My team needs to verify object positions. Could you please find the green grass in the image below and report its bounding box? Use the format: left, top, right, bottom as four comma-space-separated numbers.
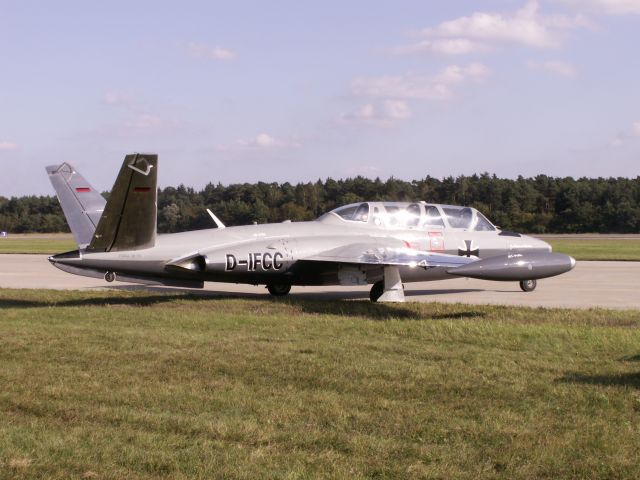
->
548, 239, 640, 261
0, 237, 76, 255
1, 290, 640, 479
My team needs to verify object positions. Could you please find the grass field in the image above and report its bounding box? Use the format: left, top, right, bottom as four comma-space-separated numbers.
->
0, 235, 75, 255
548, 239, 640, 261
1, 289, 639, 479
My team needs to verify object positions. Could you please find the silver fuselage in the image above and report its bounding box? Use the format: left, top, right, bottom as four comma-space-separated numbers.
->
51, 203, 551, 287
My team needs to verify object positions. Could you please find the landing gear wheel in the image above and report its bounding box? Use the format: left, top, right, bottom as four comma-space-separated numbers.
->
370, 281, 384, 302
519, 279, 537, 292
267, 282, 291, 297
104, 271, 116, 283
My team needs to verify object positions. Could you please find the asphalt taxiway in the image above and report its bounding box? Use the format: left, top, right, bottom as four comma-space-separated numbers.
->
1, 254, 639, 310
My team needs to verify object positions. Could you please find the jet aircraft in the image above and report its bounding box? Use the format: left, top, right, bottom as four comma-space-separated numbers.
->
46, 154, 575, 302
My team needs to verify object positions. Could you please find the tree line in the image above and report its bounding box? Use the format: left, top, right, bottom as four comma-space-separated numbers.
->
1, 174, 639, 234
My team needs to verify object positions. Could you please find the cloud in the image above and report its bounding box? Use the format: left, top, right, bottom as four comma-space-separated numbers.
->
101, 92, 170, 133
339, 100, 412, 127
218, 133, 300, 151
384, 100, 412, 120
103, 91, 133, 106
352, 63, 490, 101
124, 114, 163, 130
527, 59, 577, 76
391, 38, 490, 56
609, 120, 640, 147
420, 1, 591, 49
0, 141, 18, 152
187, 42, 236, 60
85, 114, 179, 138
558, 0, 640, 15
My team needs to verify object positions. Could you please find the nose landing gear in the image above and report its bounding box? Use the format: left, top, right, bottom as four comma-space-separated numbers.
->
519, 279, 537, 292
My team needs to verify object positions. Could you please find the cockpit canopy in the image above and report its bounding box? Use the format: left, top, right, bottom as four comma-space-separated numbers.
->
319, 201, 496, 231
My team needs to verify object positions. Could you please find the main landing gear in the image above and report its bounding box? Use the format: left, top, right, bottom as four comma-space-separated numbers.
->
519, 279, 537, 292
267, 282, 291, 297
370, 281, 384, 302
369, 266, 405, 303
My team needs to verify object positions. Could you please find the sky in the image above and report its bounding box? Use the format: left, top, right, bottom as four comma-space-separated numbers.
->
1, 0, 639, 196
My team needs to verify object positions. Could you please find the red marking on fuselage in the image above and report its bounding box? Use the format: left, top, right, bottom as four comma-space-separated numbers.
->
75, 187, 91, 192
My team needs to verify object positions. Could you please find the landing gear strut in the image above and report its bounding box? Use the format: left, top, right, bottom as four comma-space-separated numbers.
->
369, 266, 405, 303
519, 279, 537, 292
267, 282, 291, 297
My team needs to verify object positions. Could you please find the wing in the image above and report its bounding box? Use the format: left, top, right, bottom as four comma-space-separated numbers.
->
301, 240, 474, 269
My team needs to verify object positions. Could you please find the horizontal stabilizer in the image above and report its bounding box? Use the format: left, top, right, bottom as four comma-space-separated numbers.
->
46, 163, 106, 247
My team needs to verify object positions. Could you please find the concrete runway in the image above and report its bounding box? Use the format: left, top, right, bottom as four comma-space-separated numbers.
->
1, 254, 639, 310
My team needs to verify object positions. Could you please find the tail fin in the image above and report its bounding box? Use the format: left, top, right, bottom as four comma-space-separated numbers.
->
46, 163, 107, 247
87, 153, 158, 252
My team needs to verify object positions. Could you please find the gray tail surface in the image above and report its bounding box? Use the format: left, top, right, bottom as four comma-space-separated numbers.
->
87, 153, 158, 252
46, 163, 107, 247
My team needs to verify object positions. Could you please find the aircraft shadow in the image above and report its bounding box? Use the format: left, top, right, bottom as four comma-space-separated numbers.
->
405, 288, 484, 297
0, 287, 488, 322
109, 284, 260, 298
113, 285, 492, 300
110, 286, 489, 320
107, 285, 375, 304
110, 287, 485, 321
0, 293, 215, 309
621, 354, 640, 362
284, 299, 487, 321
557, 371, 640, 389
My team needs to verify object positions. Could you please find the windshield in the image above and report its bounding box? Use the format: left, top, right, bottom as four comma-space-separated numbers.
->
334, 203, 370, 222
442, 206, 496, 230
474, 212, 496, 231
423, 205, 445, 227
382, 203, 422, 229
326, 202, 492, 231
443, 206, 474, 229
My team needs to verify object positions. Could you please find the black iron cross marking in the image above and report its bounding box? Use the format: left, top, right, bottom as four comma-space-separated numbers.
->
458, 240, 479, 257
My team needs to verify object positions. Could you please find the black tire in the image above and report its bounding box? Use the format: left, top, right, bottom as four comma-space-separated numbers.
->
104, 271, 116, 283
519, 279, 537, 292
267, 282, 291, 297
369, 280, 384, 302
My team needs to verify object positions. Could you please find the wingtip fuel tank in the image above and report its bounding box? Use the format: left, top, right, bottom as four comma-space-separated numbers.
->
446, 251, 576, 281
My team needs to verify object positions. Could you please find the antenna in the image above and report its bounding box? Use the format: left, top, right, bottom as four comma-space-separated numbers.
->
207, 209, 226, 229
